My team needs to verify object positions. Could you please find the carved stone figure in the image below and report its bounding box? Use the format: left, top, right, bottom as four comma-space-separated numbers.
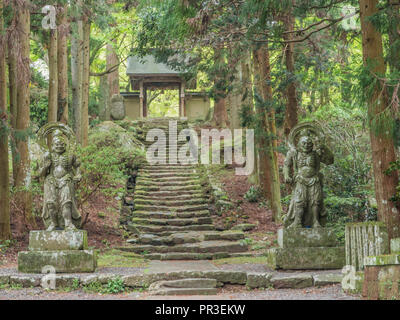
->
283, 122, 334, 228
35, 123, 82, 231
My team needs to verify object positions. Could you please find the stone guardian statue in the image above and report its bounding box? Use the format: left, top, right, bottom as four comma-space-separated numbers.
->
283, 122, 334, 228
35, 123, 82, 231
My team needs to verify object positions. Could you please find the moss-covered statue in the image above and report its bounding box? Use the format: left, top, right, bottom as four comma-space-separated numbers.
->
283, 122, 334, 228
35, 123, 82, 231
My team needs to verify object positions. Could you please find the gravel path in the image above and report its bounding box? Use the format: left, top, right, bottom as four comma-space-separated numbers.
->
0, 284, 360, 300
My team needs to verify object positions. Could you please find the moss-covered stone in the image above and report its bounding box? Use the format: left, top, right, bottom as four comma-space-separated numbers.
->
28, 230, 88, 251
122, 270, 247, 288
18, 250, 97, 273
246, 273, 273, 289
10, 275, 41, 288
391, 238, 400, 254
364, 254, 400, 266
313, 273, 343, 286
266, 247, 345, 270
271, 274, 313, 289
278, 228, 338, 248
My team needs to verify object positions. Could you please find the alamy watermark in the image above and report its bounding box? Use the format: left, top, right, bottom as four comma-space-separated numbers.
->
42, 5, 57, 30
146, 121, 255, 176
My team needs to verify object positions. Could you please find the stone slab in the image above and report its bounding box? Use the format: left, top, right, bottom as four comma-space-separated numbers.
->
148, 260, 218, 273
150, 288, 218, 295
18, 250, 97, 273
312, 273, 343, 286
391, 238, 400, 254
266, 247, 345, 270
271, 274, 313, 289
149, 278, 217, 290
28, 230, 88, 251
364, 254, 400, 266
278, 228, 338, 248
246, 273, 273, 289
10, 275, 41, 288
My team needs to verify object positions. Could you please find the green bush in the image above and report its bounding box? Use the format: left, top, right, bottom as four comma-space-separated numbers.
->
75, 127, 146, 218
244, 186, 261, 203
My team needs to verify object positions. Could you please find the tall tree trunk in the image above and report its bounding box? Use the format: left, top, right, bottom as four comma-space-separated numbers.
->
387, 0, 400, 73
359, 0, 400, 240
8, 32, 18, 185
81, 19, 90, 147
0, 0, 11, 240
106, 42, 119, 121
71, 18, 83, 142
14, 0, 35, 228
57, 5, 69, 124
252, 45, 282, 222
212, 48, 229, 127
241, 52, 258, 184
106, 42, 119, 96
48, 28, 58, 123
282, 6, 298, 137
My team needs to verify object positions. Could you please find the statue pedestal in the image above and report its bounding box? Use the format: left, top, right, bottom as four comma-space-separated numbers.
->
18, 230, 97, 273
266, 228, 345, 270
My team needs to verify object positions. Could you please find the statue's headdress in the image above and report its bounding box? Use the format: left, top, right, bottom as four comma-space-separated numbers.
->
37, 122, 76, 152
288, 122, 325, 151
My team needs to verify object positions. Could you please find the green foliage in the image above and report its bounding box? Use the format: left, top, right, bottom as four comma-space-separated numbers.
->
244, 186, 261, 203
76, 127, 146, 209
105, 277, 126, 294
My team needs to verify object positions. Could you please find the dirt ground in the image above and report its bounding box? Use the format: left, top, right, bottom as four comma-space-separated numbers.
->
0, 284, 359, 300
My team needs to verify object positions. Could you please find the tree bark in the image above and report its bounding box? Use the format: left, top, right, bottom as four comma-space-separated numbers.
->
0, 0, 11, 240
106, 42, 119, 121
252, 45, 282, 222
71, 18, 83, 142
57, 5, 69, 124
81, 19, 91, 147
106, 43, 119, 96
8, 31, 18, 185
387, 0, 400, 73
282, 7, 298, 137
212, 48, 229, 127
359, 0, 400, 240
14, 0, 35, 228
48, 28, 58, 123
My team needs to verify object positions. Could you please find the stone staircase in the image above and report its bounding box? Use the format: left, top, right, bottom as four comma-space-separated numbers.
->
119, 118, 248, 260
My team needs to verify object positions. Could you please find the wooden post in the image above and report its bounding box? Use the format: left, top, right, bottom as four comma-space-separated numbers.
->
144, 86, 148, 117
180, 82, 186, 117
139, 79, 144, 118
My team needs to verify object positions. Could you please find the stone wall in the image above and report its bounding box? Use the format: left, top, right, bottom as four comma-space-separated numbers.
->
185, 93, 210, 121
122, 94, 141, 120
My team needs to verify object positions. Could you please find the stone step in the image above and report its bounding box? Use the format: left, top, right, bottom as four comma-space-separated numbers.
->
134, 194, 206, 201
129, 231, 245, 246
129, 223, 215, 233
134, 204, 209, 212
134, 198, 207, 207
144, 252, 231, 260
149, 278, 217, 295
142, 164, 197, 169
132, 210, 210, 219
130, 232, 201, 246
137, 176, 201, 183
140, 172, 199, 178
136, 180, 203, 187
134, 190, 205, 197
131, 217, 212, 226
123, 240, 247, 254
135, 185, 203, 192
